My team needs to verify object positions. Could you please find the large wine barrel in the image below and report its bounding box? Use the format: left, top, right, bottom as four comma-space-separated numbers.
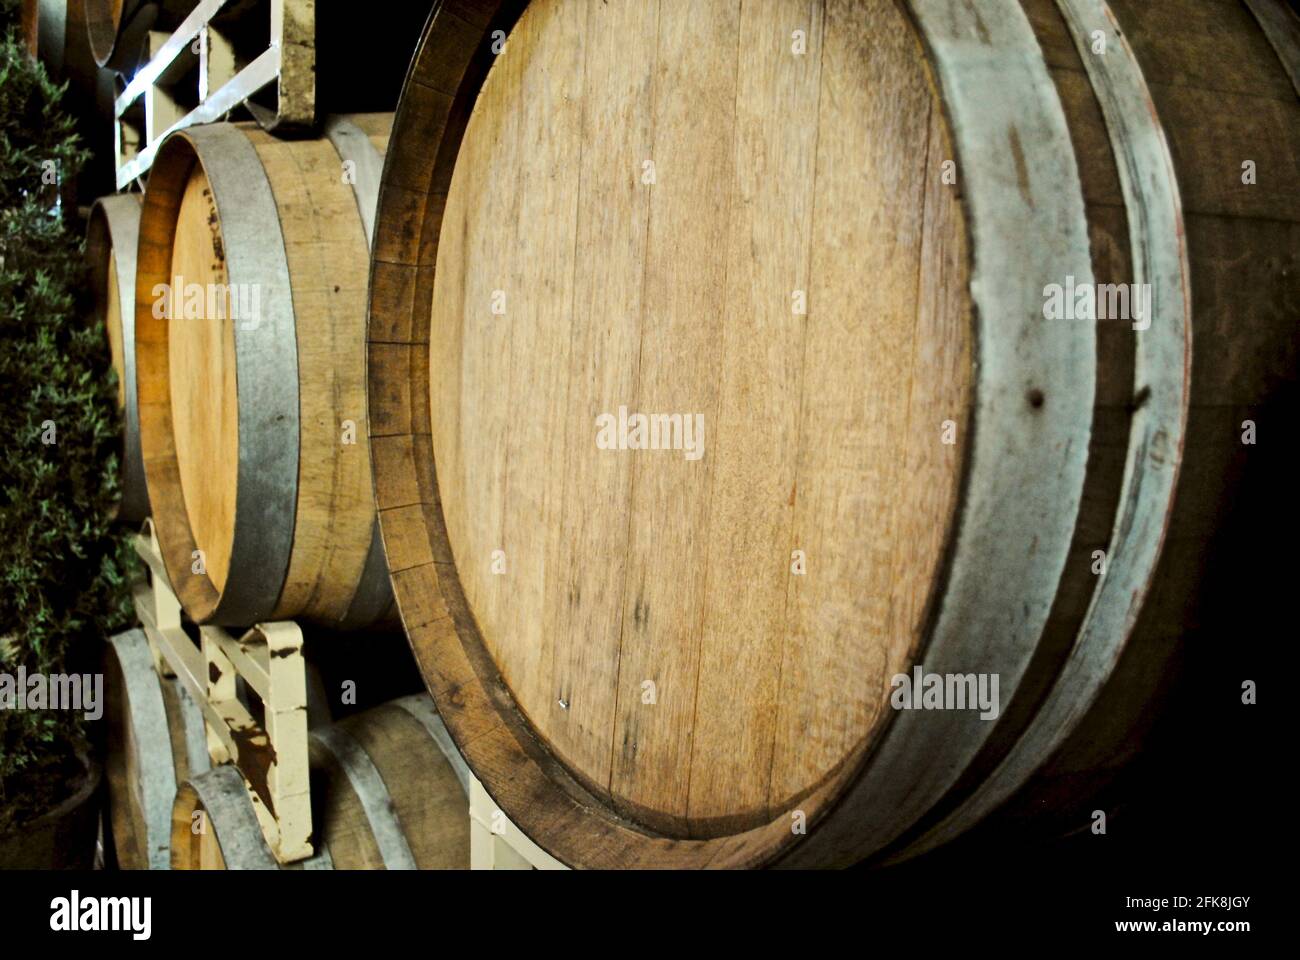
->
135, 115, 396, 628
104, 628, 210, 870
366, 0, 1298, 867
170, 696, 470, 869
23, 0, 94, 76
83, 0, 195, 70
20, 0, 40, 57
22, 0, 117, 200
87, 194, 150, 524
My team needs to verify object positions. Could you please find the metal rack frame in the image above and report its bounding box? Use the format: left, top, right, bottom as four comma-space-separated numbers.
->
114, 0, 314, 188
133, 520, 314, 864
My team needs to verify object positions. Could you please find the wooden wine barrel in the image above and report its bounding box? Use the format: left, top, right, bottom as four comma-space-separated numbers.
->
22, 1, 118, 202
366, 0, 1299, 867
135, 115, 396, 628
104, 628, 210, 870
170, 696, 471, 869
23, 0, 93, 76
83, 0, 195, 70
21, 0, 40, 57
87, 194, 150, 524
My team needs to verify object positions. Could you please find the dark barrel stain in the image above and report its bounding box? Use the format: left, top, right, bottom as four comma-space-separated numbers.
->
1008, 127, 1034, 208
203, 190, 225, 265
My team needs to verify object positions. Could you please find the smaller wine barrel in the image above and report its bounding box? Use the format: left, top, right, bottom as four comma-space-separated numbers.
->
23, 0, 94, 77
104, 628, 210, 870
170, 696, 470, 870
83, 0, 195, 70
20, 0, 39, 58
135, 116, 395, 628
22, 1, 117, 202
87, 194, 149, 524
22, 0, 114, 140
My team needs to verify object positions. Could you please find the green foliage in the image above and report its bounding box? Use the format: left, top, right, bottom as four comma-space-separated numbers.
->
0, 0, 136, 834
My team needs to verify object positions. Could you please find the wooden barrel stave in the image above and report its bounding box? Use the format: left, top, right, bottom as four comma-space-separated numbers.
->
135, 117, 396, 628
170, 696, 470, 870
83, 0, 196, 70
23, 0, 118, 203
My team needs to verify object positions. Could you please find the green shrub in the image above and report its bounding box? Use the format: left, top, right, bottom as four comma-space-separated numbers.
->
0, 0, 135, 835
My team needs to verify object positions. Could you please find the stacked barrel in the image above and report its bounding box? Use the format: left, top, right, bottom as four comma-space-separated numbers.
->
76, 0, 1298, 869
86, 195, 149, 523
92, 110, 473, 868
83, 0, 194, 70
170, 697, 469, 870
22, 0, 116, 203
103, 629, 208, 869
364, 0, 1297, 868
65, 0, 467, 870
134, 116, 396, 628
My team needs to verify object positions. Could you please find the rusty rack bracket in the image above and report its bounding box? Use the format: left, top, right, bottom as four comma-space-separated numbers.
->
114, 0, 314, 189
132, 520, 314, 864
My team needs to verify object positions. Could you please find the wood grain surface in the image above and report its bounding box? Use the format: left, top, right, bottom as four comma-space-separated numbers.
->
168, 165, 240, 593
368, 0, 1296, 866
138, 120, 393, 626
424, 0, 969, 837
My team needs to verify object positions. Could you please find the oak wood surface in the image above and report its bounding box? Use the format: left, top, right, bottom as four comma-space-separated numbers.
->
105, 250, 126, 409
168, 165, 239, 593
138, 120, 393, 626
367, 0, 1296, 867
424, 0, 969, 838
